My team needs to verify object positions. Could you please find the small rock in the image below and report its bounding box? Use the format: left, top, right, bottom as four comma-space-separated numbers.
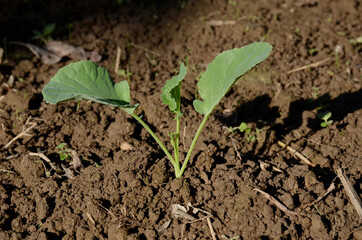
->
120, 142, 135, 151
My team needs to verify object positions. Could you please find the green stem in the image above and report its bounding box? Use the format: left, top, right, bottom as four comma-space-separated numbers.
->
176, 112, 212, 178
131, 113, 178, 169
175, 115, 180, 161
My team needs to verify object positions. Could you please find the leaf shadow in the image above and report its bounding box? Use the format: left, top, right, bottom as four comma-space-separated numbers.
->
217, 88, 362, 153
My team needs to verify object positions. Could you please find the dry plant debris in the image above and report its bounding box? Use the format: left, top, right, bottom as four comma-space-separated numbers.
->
336, 168, 362, 218
172, 203, 216, 240
254, 188, 299, 215
3, 117, 42, 149
286, 57, 331, 74
277, 140, 316, 167
10, 40, 101, 64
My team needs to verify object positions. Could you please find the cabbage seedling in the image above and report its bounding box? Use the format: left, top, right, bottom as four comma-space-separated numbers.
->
317, 111, 333, 127
42, 42, 272, 178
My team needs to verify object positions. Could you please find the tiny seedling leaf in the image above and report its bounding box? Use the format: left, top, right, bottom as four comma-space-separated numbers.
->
161, 63, 187, 114
193, 42, 272, 115
56, 143, 67, 149
317, 111, 332, 121
42, 60, 137, 113
43, 23, 56, 36
238, 122, 248, 132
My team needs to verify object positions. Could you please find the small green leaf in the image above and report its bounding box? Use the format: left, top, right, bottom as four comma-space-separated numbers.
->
193, 42, 272, 115
317, 111, 332, 121
56, 143, 66, 149
43, 23, 56, 36
42, 61, 137, 112
161, 63, 187, 114
238, 122, 247, 132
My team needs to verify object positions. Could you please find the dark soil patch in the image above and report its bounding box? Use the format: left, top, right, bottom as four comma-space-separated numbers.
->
1, 0, 361, 239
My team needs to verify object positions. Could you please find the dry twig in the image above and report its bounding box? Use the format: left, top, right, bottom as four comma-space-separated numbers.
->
296, 181, 336, 212
232, 138, 242, 161
206, 217, 217, 240
277, 140, 316, 167
28, 152, 57, 170
3, 117, 41, 149
90, 200, 117, 220
336, 168, 362, 218
254, 188, 299, 215
287, 58, 330, 74
206, 20, 236, 26
0, 169, 14, 174
85, 212, 105, 240
114, 46, 121, 74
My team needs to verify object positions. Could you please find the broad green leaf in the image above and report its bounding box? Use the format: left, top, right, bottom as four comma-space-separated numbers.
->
42, 60, 137, 112
161, 63, 187, 114
193, 42, 272, 115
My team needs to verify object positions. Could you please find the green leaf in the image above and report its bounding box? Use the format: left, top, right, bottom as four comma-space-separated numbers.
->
42, 60, 137, 112
238, 122, 247, 132
317, 111, 332, 121
43, 23, 56, 36
161, 63, 187, 114
193, 42, 273, 115
56, 143, 66, 149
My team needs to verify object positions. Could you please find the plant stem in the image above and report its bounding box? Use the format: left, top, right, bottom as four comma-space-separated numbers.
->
131, 113, 177, 168
175, 116, 180, 161
177, 112, 212, 178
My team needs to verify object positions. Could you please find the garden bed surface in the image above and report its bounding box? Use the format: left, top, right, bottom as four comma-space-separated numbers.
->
0, 0, 361, 239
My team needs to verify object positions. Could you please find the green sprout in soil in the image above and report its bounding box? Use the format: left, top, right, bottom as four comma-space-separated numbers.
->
55, 143, 72, 161
32, 23, 56, 44
117, 65, 132, 83
317, 111, 333, 128
229, 122, 261, 142
42, 42, 272, 178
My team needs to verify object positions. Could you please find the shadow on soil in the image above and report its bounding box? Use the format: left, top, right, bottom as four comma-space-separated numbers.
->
1, 0, 189, 41
221, 88, 362, 140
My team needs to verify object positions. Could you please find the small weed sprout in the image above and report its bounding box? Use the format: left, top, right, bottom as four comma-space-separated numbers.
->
312, 86, 319, 98
32, 23, 56, 44
43, 42, 272, 178
229, 122, 261, 142
55, 143, 72, 161
317, 111, 333, 127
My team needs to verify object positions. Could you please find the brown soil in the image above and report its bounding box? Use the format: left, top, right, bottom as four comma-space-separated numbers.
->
1, 0, 361, 239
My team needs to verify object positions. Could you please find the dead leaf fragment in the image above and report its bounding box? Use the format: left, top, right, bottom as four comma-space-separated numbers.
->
157, 220, 171, 233
61, 164, 74, 179
171, 204, 196, 220
10, 41, 101, 64
46, 41, 102, 62
11, 41, 61, 64
70, 149, 84, 170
